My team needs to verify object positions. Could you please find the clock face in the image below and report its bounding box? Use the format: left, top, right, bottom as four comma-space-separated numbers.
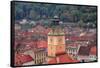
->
48, 36, 65, 45
58, 38, 62, 42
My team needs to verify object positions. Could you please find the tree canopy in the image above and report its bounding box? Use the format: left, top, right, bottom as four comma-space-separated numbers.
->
15, 2, 97, 24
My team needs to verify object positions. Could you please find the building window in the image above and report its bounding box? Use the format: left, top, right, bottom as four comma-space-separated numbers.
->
50, 39, 53, 42
35, 61, 36, 64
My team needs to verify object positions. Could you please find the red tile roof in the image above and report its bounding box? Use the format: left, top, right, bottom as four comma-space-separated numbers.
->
58, 54, 79, 63
37, 40, 47, 48
31, 25, 50, 35
90, 46, 96, 55
15, 53, 33, 65
48, 54, 79, 64
66, 36, 95, 41
48, 58, 57, 64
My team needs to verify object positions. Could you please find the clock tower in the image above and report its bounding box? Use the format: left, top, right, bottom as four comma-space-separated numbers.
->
48, 16, 66, 58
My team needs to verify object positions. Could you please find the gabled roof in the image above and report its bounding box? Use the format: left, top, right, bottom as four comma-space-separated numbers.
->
78, 46, 91, 56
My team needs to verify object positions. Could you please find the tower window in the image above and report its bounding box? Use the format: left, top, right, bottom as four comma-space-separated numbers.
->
50, 39, 53, 42
58, 38, 62, 42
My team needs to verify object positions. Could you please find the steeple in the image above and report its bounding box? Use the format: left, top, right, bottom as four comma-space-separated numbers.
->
48, 16, 64, 36
50, 16, 60, 28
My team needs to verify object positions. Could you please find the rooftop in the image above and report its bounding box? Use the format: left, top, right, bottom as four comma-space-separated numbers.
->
15, 53, 33, 65
48, 54, 79, 64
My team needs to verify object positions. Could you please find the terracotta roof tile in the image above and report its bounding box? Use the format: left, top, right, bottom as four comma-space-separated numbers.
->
90, 46, 97, 55
48, 54, 79, 64
48, 58, 57, 64
58, 54, 79, 63
15, 53, 33, 65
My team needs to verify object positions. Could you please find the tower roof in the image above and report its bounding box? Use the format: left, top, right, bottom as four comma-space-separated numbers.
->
50, 16, 60, 27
